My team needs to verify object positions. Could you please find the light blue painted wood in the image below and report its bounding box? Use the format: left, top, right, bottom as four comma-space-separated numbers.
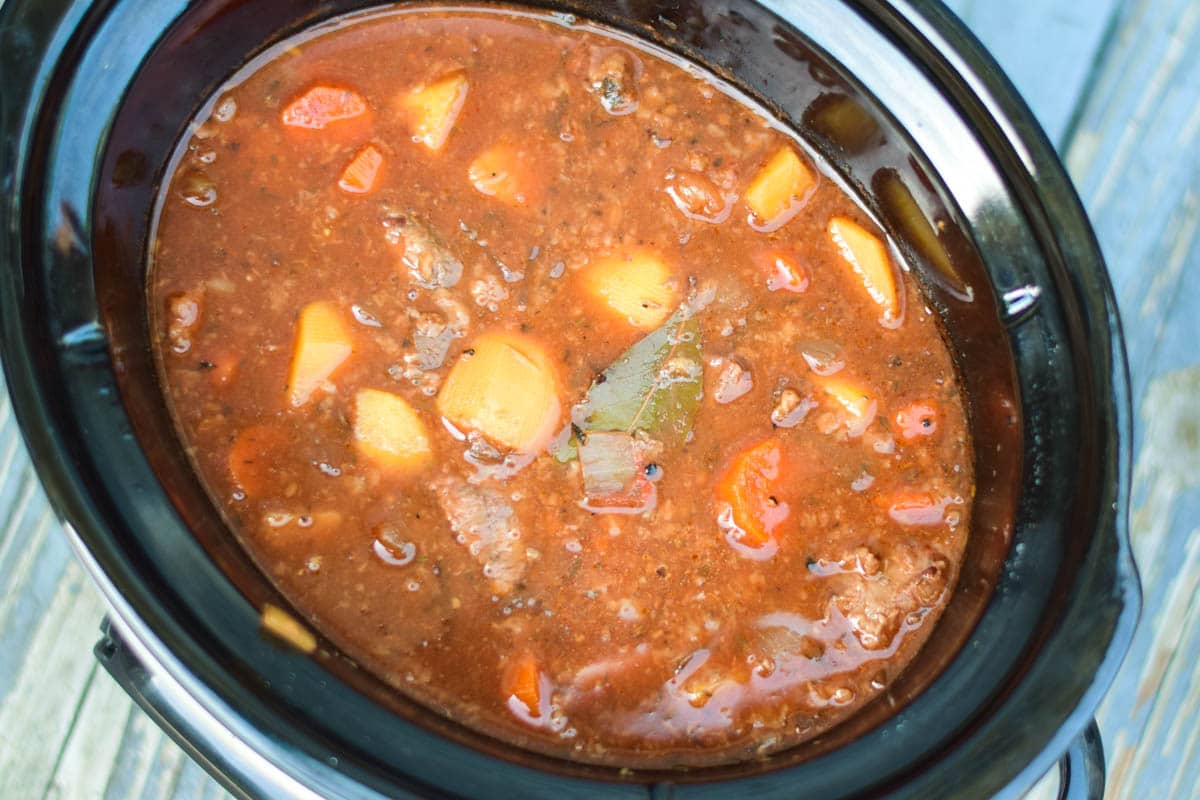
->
943, 0, 1123, 145
1050, 0, 1200, 796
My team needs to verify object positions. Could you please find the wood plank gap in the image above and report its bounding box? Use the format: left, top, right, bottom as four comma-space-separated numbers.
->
0, 565, 112, 798
1105, 530, 1200, 798
1058, 0, 1130, 151
46, 665, 137, 800
39, 663, 99, 800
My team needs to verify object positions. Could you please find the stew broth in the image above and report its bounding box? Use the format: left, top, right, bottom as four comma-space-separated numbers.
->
149, 5, 973, 767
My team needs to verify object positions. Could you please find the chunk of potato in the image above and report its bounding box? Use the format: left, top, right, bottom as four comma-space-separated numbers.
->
353, 389, 433, 473
260, 604, 317, 654
744, 146, 814, 229
827, 216, 900, 323
816, 375, 877, 436
581, 249, 679, 330
337, 144, 384, 194
400, 72, 469, 150
286, 301, 354, 407
468, 142, 539, 206
436, 331, 561, 452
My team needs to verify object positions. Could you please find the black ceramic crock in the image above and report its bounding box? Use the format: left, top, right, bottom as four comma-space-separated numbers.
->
0, 1, 1139, 797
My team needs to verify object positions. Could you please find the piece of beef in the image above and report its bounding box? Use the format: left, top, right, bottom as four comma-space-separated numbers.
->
829, 540, 950, 650
435, 476, 526, 593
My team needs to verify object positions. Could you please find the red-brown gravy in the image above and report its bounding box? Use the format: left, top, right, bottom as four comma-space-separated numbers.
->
149, 5, 973, 767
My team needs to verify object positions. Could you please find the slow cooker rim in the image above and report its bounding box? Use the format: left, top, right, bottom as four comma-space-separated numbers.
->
0, 0, 1138, 797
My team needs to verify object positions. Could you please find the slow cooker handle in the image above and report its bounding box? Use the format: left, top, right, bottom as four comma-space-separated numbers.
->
1056, 720, 1105, 800
94, 617, 280, 800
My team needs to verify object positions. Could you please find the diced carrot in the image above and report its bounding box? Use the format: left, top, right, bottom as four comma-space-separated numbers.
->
744, 146, 814, 229
755, 248, 810, 293
580, 249, 679, 330
436, 331, 561, 452
468, 142, 539, 206
815, 375, 877, 436
228, 424, 288, 496
502, 652, 542, 718
895, 401, 939, 440
286, 301, 355, 407
714, 439, 790, 550
281, 85, 368, 130
400, 72, 469, 150
353, 388, 432, 474
827, 216, 901, 324
337, 144, 384, 194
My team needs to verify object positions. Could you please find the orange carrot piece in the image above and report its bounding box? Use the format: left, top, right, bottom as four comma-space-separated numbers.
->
281, 86, 367, 130
502, 652, 542, 718
337, 144, 384, 194
714, 439, 790, 549
755, 248, 810, 293
228, 424, 288, 496
895, 401, 939, 440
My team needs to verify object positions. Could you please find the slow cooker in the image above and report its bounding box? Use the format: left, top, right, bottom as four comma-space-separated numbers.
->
0, 0, 1140, 797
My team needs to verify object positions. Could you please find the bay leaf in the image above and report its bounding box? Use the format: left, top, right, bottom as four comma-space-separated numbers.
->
570, 309, 703, 447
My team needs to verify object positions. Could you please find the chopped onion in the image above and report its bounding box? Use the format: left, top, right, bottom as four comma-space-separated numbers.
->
579, 431, 639, 497
799, 340, 845, 376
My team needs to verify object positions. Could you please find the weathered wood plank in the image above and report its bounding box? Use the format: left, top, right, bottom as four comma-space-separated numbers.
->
943, 0, 1123, 144
1054, 0, 1200, 797
0, 561, 113, 798
103, 710, 175, 800
44, 664, 135, 800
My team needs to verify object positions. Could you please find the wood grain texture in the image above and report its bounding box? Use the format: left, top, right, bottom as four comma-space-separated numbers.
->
0, 0, 1192, 798
1058, 4, 1200, 797
944, 0, 1123, 144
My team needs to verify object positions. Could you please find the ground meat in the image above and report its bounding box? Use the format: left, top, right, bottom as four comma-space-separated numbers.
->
408, 310, 455, 370
383, 208, 464, 289
713, 356, 753, 404
770, 386, 815, 427
588, 47, 641, 115
829, 541, 950, 650
665, 170, 734, 223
